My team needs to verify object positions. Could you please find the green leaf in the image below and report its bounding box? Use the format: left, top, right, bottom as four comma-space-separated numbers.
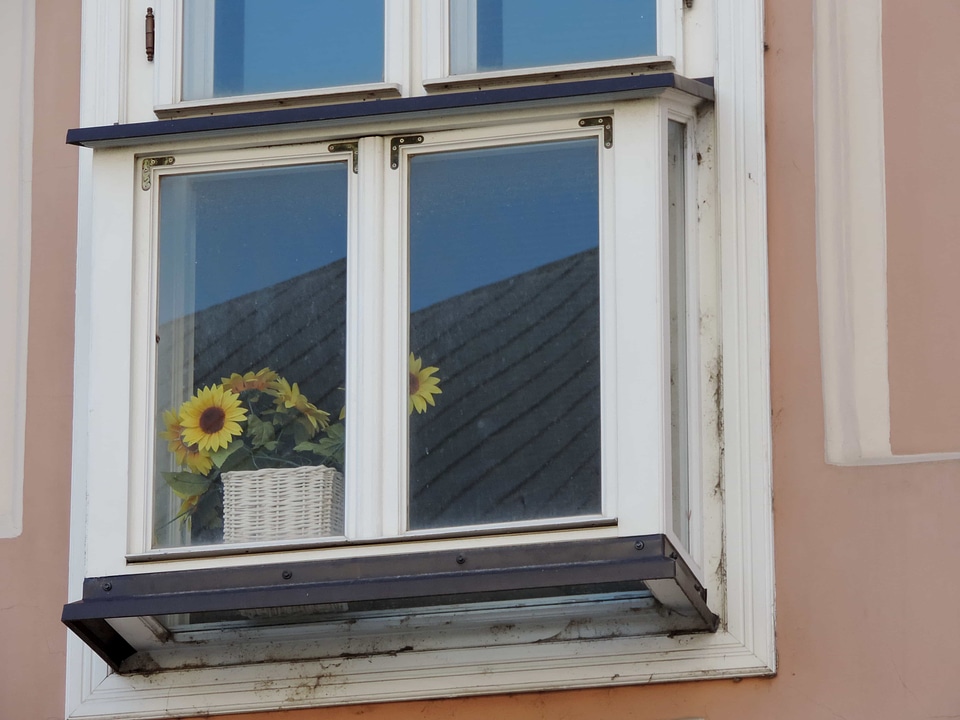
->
246, 413, 275, 448
211, 438, 244, 469
293, 441, 325, 453
162, 471, 212, 499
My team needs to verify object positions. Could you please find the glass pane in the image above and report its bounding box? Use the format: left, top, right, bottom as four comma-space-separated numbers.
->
450, 0, 657, 75
408, 139, 601, 530
668, 120, 690, 550
183, 0, 384, 100
153, 163, 348, 548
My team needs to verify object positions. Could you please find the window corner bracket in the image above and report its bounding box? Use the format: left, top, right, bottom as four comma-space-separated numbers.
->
390, 134, 424, 169
579, 116, 613, 148
328, 141, 359, 173
141, 156, 175, 191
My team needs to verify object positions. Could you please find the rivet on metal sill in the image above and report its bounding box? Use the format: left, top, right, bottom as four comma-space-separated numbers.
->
456, 554, 466, 565
281, 570, 293, 580
634, 540, 645, 551
101, 582, 112, 592
670, 552, 679, 560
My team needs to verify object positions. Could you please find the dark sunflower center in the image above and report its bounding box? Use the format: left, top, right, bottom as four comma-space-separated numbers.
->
409, 372, 420, 396
199, 406, 226, 434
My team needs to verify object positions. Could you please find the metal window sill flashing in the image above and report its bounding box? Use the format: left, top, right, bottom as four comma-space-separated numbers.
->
62, 534, 718, 674
66, 74, 714, 149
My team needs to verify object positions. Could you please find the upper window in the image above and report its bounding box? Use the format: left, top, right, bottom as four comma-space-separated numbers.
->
181, 0, 385, 100
448, 0, 658, 75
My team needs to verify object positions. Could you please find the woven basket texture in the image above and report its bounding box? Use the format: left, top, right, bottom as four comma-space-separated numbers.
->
222, 465, 344, 543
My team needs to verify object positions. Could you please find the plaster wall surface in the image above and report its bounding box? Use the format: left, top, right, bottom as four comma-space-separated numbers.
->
885, 0, 960, 455
0, 1, 80, 719
3, 1, 960, 720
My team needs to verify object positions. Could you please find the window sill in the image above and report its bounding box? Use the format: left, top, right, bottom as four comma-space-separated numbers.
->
153, 82, 403, 119
423, 56, 676, 93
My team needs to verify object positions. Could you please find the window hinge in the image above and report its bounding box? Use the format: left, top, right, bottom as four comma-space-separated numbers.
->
328, 141, 359, 173
141, 156, 174, 190
145, 8, 155, 62
390, 134, 424, 169
579, 116, 613, 148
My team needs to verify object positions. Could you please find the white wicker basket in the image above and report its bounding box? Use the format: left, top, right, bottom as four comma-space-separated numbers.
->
221, 465, 344, 544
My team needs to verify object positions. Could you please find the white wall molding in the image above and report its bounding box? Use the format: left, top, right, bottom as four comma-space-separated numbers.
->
0, 0, 35, 539
814, 0, 960, 467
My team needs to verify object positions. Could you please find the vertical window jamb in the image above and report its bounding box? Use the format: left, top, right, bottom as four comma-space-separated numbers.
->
348, 136, 390, 541
659, 0, 683, 74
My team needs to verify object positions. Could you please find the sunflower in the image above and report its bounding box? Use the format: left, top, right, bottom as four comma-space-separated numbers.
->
221, 367, 279, 394
268, 377, 330, 431
178, 385, 248, 452
159, 409, 213, 475
409, 353, 442, 415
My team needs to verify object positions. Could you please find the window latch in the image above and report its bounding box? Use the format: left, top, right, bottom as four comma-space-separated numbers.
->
145, 8, 155, 62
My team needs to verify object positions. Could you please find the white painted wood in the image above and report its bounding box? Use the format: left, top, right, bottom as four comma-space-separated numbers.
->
0, 0, 33, 539
714, 0, 775, 670
68, 0, 777, 714
611, 101, 666, 537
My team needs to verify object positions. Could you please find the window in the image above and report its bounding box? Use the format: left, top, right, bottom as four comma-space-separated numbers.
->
65, 1, 774, 717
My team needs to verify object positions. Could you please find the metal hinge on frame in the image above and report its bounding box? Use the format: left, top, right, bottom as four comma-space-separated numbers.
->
390, 134, 424, 169
328, 141, 359, 173
141, 156, 175, 190
145, 8, 155, 62
579, 116, 613, 148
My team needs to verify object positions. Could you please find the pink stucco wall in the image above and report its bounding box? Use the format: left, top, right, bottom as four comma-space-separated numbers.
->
3, 1, 960, 719
0, 1, 80, 719
885, 0, 960, 455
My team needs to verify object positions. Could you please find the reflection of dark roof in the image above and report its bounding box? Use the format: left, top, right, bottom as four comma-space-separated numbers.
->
190, 260, 347, 413
410, 250, 600, 528
183, 249, 600, 530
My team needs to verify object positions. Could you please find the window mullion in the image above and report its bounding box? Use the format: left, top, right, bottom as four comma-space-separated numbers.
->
347, 136, 391, 541
379, 135, 408, 538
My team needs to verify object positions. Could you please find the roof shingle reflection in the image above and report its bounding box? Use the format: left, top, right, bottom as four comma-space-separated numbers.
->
182, 248, 600, 531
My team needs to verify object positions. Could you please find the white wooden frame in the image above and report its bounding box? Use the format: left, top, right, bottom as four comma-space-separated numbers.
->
422, 0, 681, 86
151, 0, 409, 115
68, 0, 774, 716
89, 105, 684, 569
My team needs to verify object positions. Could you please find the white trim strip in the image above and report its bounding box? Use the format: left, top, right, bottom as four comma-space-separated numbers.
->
814, 0, 893, 464
0, 0, 34, 540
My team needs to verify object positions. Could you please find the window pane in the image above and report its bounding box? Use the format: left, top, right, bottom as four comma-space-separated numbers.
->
408, 140, 601, 530
153, 164, 348, 548
183, 0, 384, 100
450, 0, 657, 75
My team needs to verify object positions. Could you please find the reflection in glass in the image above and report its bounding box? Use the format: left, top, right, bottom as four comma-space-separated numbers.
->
182, 0, 384, 100
408, 139, 601, 530
450, 0, 657, 75
153, 163, 348, 548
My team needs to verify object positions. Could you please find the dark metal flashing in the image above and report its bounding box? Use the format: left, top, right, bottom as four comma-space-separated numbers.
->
63, 534, 718, 672
66, 74, 715, 148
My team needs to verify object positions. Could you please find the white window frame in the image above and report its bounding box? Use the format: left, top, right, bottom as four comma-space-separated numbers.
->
422, 0, 682, 86
67, 0, 774, 716
152, 0, 410, 116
